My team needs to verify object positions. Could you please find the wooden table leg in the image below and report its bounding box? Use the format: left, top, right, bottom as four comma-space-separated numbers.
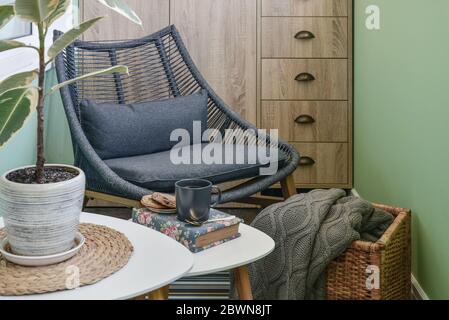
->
234, 265, 253, 300
134, 285, 169, 300
149, 285, 169, 300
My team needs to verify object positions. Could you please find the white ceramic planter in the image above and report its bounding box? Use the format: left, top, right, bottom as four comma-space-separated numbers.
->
0, 165, 85, 256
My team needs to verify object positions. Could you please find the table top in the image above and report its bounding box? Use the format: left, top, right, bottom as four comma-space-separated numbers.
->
0, 213, 193, 300
187, 223, 275, 277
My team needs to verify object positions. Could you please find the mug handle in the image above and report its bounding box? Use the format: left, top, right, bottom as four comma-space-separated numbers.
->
211, 185, 222, 208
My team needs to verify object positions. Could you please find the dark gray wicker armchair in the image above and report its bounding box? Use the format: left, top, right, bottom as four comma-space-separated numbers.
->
54, 25, 299, 207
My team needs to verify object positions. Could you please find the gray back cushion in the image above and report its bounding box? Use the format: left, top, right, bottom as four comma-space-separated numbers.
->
80, 91, 208, 160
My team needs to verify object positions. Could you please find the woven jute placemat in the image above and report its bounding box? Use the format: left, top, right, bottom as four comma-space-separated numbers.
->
0, 223, 134, 296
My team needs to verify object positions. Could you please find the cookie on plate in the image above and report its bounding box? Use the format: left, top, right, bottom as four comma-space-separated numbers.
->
152, 193, 176, 209
141, 195, 168, 209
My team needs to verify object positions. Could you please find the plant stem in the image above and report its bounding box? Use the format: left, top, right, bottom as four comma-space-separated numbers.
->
35, 23, 46, 183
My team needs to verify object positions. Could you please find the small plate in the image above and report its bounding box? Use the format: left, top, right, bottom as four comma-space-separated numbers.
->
0, 232, 85, 267
148, 207, 177, 214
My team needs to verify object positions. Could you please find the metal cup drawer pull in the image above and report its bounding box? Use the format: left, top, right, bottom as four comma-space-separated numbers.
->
295, 115, 315, 124
299, 156, 316, 166
295, 72, 315, 82
294, 30, 315, 40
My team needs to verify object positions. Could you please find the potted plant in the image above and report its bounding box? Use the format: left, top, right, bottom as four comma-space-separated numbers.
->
0, 0, 140, 256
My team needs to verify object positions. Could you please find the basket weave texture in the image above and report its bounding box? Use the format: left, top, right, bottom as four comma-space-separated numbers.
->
326, 204, 411, 300
0, 224, 133, 296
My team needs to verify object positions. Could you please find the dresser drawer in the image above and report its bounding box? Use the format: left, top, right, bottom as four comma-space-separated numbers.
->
262, 59, 347, 100
261, 101, 348, 142
262, 0, 348, 17
292, 143, 348, 185
262, 17, 347, 58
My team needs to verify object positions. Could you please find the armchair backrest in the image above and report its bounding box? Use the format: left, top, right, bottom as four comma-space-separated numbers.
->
54, 25, 203, 120
54, 25, 274, 168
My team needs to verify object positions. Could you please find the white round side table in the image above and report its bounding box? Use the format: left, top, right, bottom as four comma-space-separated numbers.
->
0, 213, 193, 300
187, 223, 275, 300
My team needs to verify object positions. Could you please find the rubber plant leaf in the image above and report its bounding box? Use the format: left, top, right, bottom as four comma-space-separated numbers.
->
48, 17, 103, 59
0, 5, 15, 30
51, 65, 129, 92
14, 0, 59, 24
0, 70, 38, 95
0, 40, 27, 53
96, 0, 141, 25
0, 87, 38, 147
45, 0, 70, 27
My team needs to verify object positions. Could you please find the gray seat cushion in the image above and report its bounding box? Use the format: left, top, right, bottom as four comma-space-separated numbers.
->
105, 143, 287, 191
80, 91, 208, 160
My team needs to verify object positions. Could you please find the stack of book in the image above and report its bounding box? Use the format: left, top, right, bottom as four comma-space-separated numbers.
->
132, 208, 242, 253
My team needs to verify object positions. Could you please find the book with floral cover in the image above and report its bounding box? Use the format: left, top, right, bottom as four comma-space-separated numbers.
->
132, 208, 242, 253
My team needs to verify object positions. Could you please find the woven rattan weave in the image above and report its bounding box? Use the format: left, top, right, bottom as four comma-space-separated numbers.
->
326, 204, 411, 300
0, 224, 133, 296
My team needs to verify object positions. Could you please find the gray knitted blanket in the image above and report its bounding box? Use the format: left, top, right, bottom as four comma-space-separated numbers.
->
248, 189, 393, 300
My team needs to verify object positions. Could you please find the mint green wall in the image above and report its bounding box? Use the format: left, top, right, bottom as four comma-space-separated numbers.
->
44, 69, 74, 165
354, 0, 449, 299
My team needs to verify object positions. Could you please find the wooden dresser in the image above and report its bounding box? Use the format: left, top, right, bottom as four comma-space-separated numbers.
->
81, 0, 353, 189
259, 0, 353, 189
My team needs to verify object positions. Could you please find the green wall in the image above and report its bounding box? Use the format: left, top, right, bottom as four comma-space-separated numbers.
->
354, 0, 449, 299
44, 69, 74, 165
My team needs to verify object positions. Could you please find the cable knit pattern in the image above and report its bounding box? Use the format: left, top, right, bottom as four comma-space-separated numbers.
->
248, 189, 393, 300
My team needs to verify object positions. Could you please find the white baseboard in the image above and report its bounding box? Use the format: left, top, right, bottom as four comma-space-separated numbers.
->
412, 274, 429, 300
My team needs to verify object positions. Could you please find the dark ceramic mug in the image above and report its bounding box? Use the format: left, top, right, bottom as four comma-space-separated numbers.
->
175, 179, 222, 224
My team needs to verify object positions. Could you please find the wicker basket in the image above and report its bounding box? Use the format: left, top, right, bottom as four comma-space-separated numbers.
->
326, 204, 411, 300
